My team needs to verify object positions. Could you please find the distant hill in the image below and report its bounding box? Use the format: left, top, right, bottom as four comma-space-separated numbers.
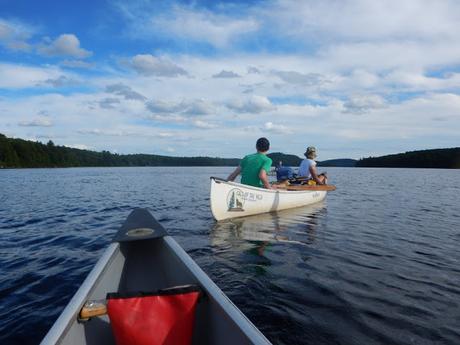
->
268, 153, 357, 167
318, 159, 357, 167
267, 152, 302, 166
356, 148, 460, 169
0, 133, 240, 168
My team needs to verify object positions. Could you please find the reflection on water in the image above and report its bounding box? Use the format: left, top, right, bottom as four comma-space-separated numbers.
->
211, 202, 326, 254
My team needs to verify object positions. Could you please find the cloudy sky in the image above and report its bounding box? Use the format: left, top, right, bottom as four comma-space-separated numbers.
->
1, 0, 459, 159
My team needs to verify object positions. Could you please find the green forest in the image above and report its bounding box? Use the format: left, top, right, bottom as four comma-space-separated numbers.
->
356, 148, 460, 169
266, 152, 302, 166
0, 134, 327, 169
0, 134, 240, 168
2, 133, 458, 169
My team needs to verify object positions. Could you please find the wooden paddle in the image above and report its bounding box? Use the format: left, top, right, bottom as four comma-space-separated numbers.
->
275, 184, 336, 191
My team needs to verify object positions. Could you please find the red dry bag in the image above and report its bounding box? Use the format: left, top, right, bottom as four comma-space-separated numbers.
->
107, 285, 201, 345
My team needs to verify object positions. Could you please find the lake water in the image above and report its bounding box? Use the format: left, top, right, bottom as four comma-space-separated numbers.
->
1, 167, 459, 345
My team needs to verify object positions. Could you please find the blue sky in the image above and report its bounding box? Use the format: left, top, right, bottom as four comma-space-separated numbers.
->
1, 0, 460, 159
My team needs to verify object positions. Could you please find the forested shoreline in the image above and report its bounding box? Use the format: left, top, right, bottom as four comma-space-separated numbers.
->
2, 134, 459, 169
0, 134, 241, 168
356, 148, 460, 169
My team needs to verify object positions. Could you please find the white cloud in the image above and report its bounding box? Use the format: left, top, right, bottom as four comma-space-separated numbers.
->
42, 75, 79, 88
182, 99, 214, 115
0, 63, 62, 89
349, 69, 380, 88
264, 0, 460, 42
61, 59, 94, 69
98, 98, 121, 109
18, 117, 53, 127
3, 0, 460, 159
193, 120, 217, 129
146, 100, 183, 114
0, 19, 32, 52
384, 70, 460, 92
0, 21, 13, 40
157, 132, 174, 138
147, 114, 187, 123
263, 122, 292, 134
37, 34, 92, 58
273, 71, 327, 86
77, 128, 173, 138
148, 6, 259, 48
146, 99, 214, 116
316, 41, 460, 72
343, 95, 387, 114
213, 70, 241, 78
226, 95, 274, 113
131, 54, 187, 77
105, 83, 146, 101
248, 66, 261, 74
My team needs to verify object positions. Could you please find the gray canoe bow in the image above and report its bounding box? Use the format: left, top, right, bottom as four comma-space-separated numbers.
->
41, 208, 271, 345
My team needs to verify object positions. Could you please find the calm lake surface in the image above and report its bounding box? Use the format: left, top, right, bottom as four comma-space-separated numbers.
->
1, 167, 459, 345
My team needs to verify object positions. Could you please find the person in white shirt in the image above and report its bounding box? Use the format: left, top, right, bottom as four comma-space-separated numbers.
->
298, 146, 327, 185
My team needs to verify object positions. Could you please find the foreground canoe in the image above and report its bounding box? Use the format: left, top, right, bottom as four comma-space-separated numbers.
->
41, 209, 271, 345
210, 177, 332, 221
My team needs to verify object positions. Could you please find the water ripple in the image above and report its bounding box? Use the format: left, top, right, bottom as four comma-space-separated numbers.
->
1, 167, 459, 345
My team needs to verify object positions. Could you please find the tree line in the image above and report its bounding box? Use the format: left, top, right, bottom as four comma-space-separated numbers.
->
4, 133, 457, 169
356, 148, 460, 169
0, 134, 240, 168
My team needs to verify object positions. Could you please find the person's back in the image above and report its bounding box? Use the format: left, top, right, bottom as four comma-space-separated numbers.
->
298, 158, 315, 178
240, 152, 272, 187
297, 146, 327, 185
227, 137, 275, 189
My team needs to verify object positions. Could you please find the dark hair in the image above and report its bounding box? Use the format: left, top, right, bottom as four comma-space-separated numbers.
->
256, 137, 270, 152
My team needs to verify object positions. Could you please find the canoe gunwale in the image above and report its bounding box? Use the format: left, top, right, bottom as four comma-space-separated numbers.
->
210, 176, 327, 194
164, 236, 271, 344
40, 243, 120, 345
41, 208, 273, 344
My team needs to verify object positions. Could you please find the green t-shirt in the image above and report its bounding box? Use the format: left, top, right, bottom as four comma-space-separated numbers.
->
240, 153, 272, 187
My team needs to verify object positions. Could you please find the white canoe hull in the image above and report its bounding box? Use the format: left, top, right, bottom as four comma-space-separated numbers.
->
210, 177, 327, 221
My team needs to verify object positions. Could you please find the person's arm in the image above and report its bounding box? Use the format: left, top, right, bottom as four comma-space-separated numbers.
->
227, 166, 241, 181
259, 169, 273, 189
309, 164, 324, 185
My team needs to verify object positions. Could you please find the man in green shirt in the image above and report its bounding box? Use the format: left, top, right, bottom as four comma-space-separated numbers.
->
227, 137, 276, 189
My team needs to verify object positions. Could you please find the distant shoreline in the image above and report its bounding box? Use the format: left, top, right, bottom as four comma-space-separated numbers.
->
2, 134, 459, 169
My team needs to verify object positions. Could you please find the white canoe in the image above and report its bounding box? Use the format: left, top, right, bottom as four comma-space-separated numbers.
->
210, 177, 330, 221
41, 209, 271, 345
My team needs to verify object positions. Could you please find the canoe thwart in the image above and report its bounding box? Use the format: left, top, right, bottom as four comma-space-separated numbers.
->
112, 208, 167, 243
79, 300, 107, 321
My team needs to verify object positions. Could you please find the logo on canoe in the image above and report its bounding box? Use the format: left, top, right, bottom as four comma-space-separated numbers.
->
227, 188, 245, 212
